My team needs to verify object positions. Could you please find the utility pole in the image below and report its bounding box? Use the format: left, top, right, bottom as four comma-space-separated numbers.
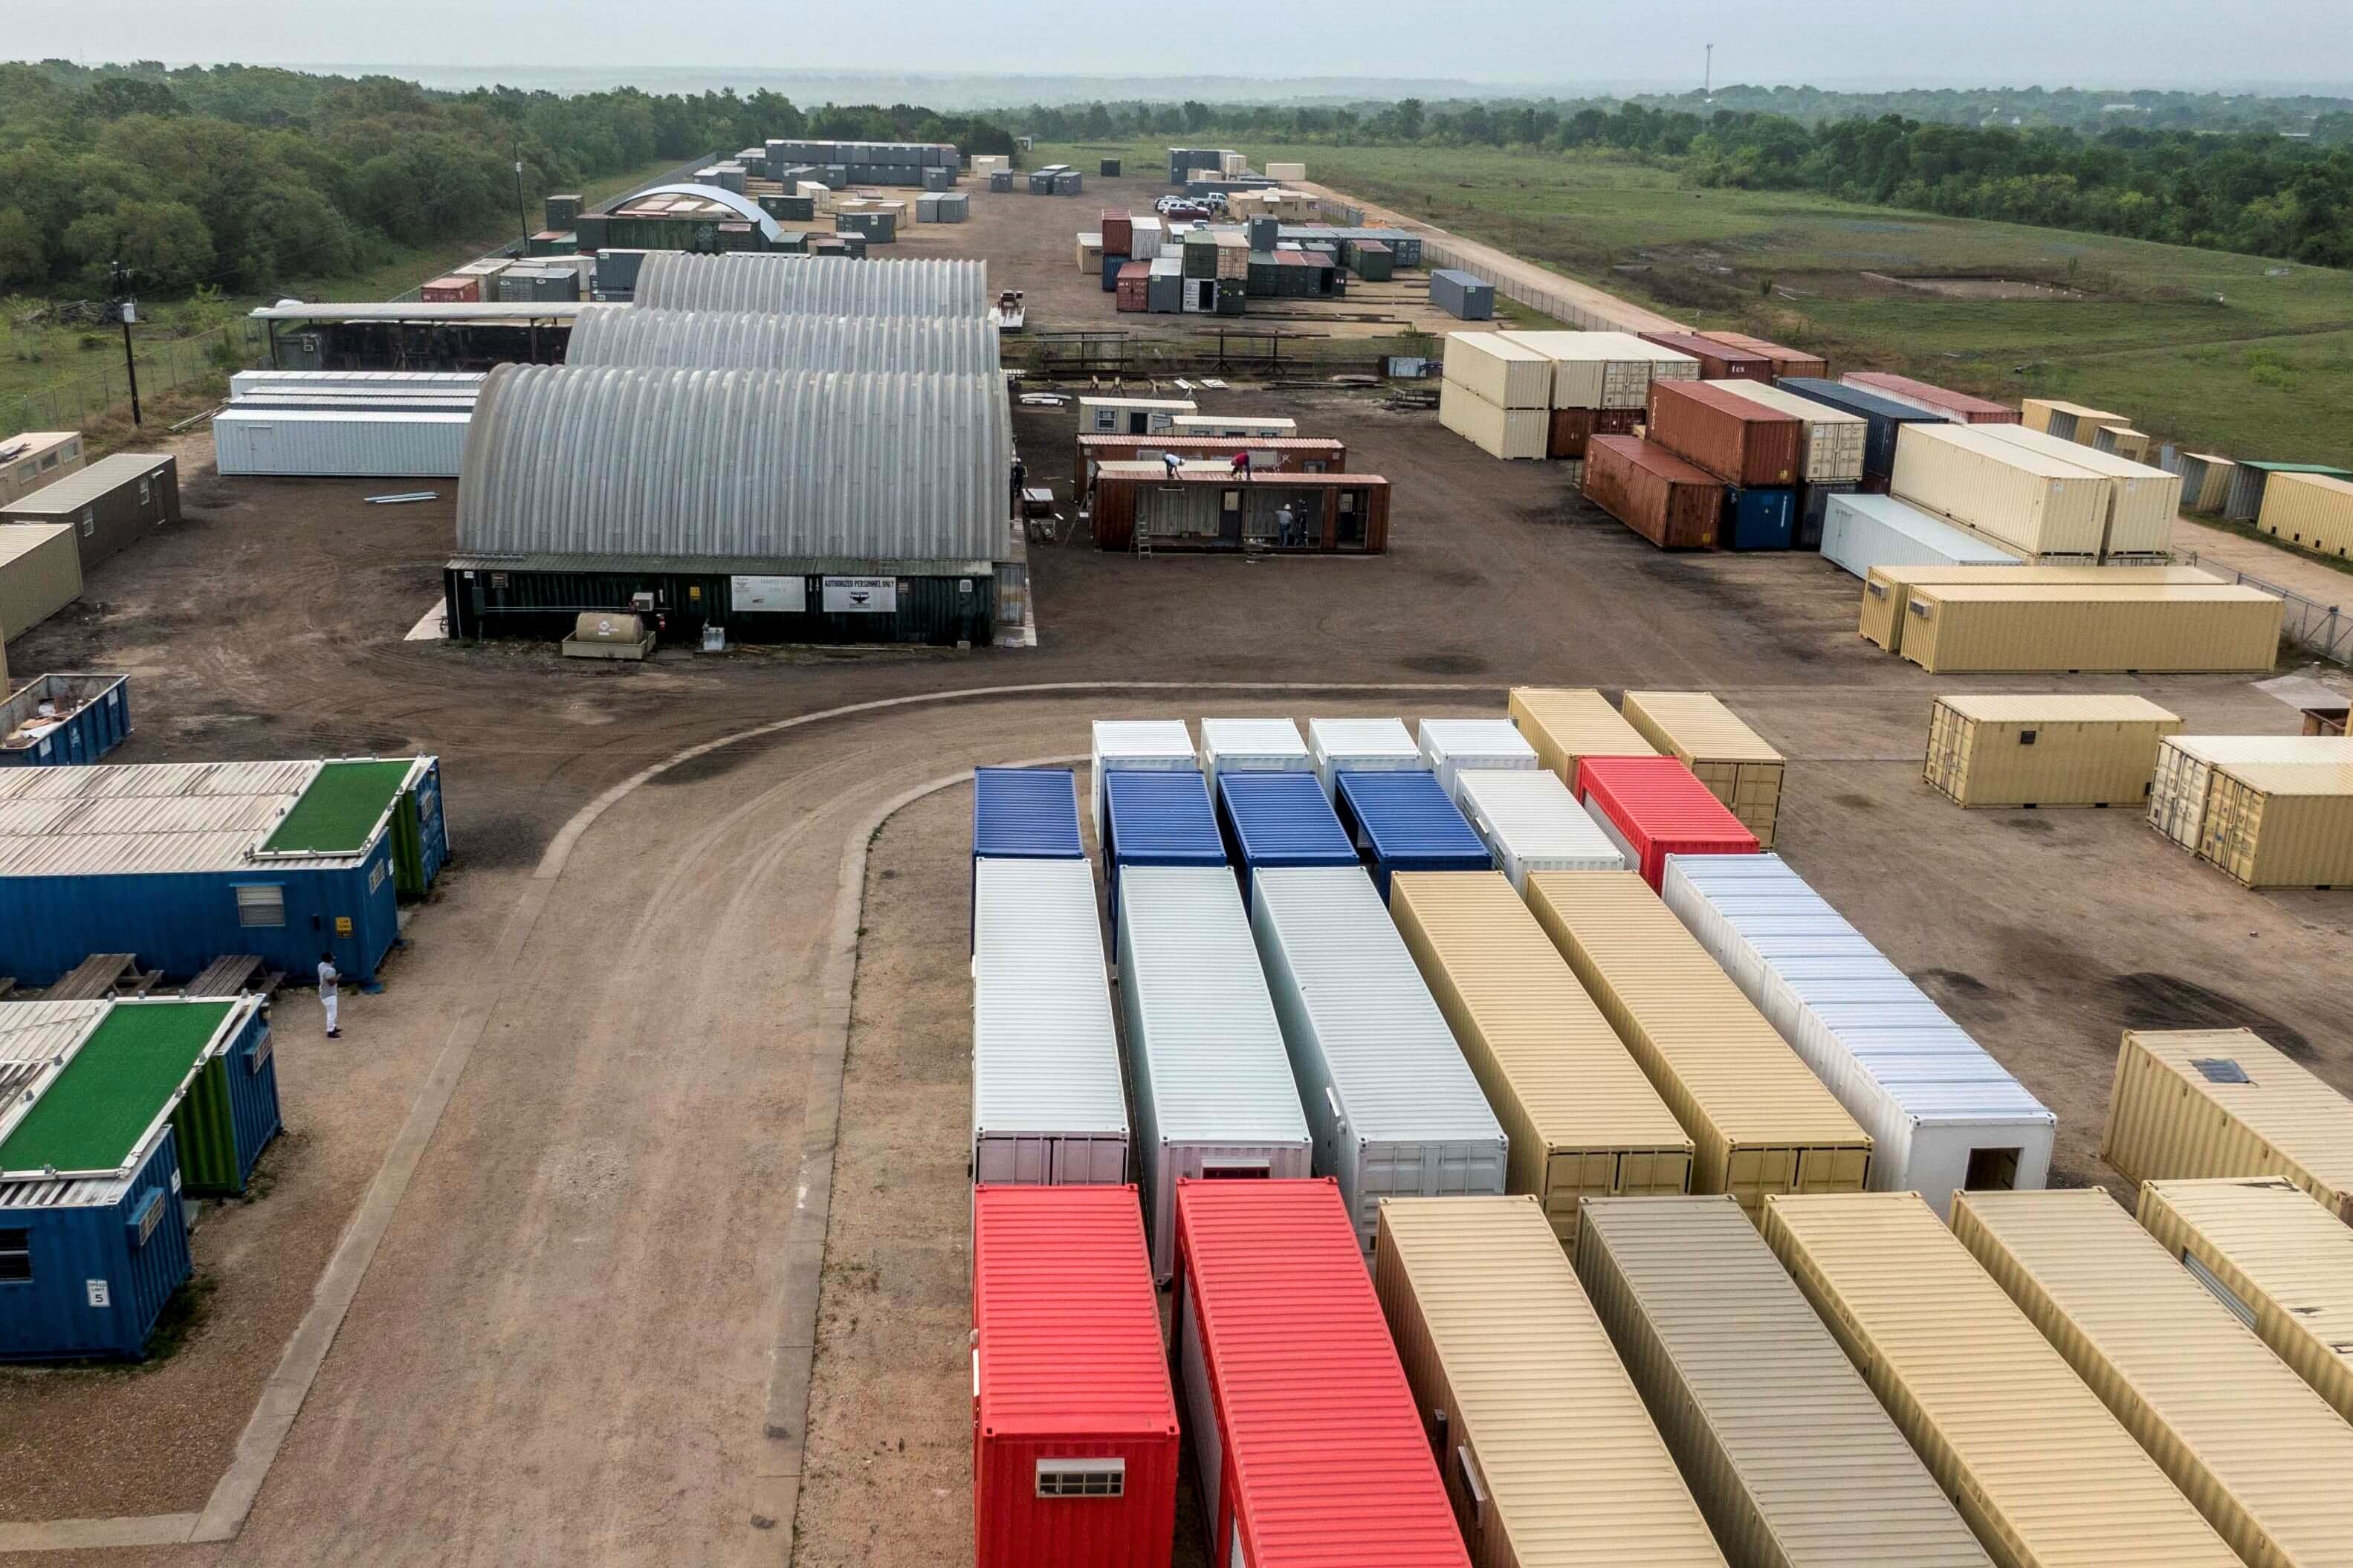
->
513, 141, 531, 256
110, 259, 142, 428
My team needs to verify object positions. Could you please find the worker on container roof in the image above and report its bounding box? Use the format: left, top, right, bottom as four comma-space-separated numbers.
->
1229, 450, 1252, 480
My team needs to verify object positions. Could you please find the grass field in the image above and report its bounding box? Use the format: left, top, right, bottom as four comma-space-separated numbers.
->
1044, 139, 2353, 469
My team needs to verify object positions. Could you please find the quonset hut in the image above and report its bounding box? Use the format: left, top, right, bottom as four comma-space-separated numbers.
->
564, 306, 1000, 375
628, 253, 989, 317
445, 365, 1012, 645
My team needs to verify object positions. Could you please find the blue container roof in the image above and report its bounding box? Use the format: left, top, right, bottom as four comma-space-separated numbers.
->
1218, 771, 1358, 868
1776, 378, 1944, 425
1104, 769, 1225, 866
971, 768, 1083, 861
1336, 771, 1491, 866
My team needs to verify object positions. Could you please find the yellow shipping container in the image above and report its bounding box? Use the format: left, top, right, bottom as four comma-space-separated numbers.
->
1506, 686, 1657, 783
2256, 471, 2353, 559
2198, 760, 2353, 887
1973, 422, 2184, 560
1575, 1196, 1993, 1568
1389, 872, 1694, 1243
1857, 563, 2215, 651
1620, 691, 1785, 847
1441, 331, 1555, 409
2146, 735, 2353, 851
2134, 1178, 2353, 1425
1954, 1188, 2353, 1568
0, 431, 86, 507
1440, 378, 1547, 460
1897, 582, 2282, 675
2183, 455, 2236, 513
1375, 1197, 1728, 1567
1761, 1192, 2242, 1568
1524, 871, 1871, 1217
0, 523, 83, 641
1923, 694, 2183, 808
1891, 424, 2111, 560
2100, 1028, 2353, 1222
2020, 398, 2131, 445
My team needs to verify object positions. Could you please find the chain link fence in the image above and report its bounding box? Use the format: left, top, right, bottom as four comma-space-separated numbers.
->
2181, 549, 2353, 667
0, 318, 273, 435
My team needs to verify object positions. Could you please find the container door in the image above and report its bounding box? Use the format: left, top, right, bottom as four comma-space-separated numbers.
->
1127, 411, 1149, 435
1220, 488, 1243, 546
1334, 492, 1361, 548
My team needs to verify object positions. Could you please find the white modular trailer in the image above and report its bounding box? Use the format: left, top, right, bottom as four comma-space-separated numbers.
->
1116, 866, 1314, 1278
1248, 866, 1509, 1253
1304, 717, 1423, 797
1197, 716, 1311, 791
1819, 493, 2022, 578
211, 407, 471, 477
230, 369, 487, 401
1415, 718, 1538, 805
1090, 719, 1197, 842
1453, 769, 1625, 890
2146, 733, 2353, 851
1662, 853, 2052, 1217
971, 857, 1129, 1185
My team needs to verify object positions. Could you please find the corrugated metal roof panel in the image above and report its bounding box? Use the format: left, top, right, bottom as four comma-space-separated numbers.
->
566, 306, 1000, 373
971, 768, 1083, 861
629, 253, 988, 316
1936, 694, 2181, 724
971, 858, 1126, 1146
0, 759, 407, 875
0, 453, 170, 516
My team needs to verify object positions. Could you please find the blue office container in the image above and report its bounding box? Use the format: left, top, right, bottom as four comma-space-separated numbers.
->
1101, 253, 1128, 292
0, 1127, 192, 1361
1331, 771, 1493, 899
1102, 769, 1225, 939
1776, 379, 1944, 482
1215, 771, 1359, 907
1722, 485, 1797, 551
0, 673, 129, 766
1797, 481, 1857, 551
1430, 268, 1495, 321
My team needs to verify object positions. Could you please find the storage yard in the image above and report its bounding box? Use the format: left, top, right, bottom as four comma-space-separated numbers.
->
5, 135, 2353, 1568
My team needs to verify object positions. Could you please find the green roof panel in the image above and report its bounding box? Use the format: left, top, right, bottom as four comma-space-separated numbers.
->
261, 759, 412, 857
0, 1002, 231, 1175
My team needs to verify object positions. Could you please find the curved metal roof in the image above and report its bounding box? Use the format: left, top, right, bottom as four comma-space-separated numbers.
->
614, 183, 783, 242
456, 365, 1009, 564
566, 306, 1000, 375
630, 253, 988, 317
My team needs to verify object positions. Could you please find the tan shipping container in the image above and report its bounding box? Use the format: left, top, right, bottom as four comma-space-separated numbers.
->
1576, 1195, 1993, 1568
1974, 423, 2184, 560
0, 523, 84, 641
2101, 1028, 2353, 1222
1441, 331, 1554, 410
1857, 563, 2217, 652
1897, 582, 2282, 675
1495, 329, 1699, 409
1954, 1188, 2353, 1568
2135, 1178, 2353, 1424
2021, 398, 2131, 445
1620, 691, 1785, 848
1439, 378, 1547, 460
1389, 872, 1694, 1244
0, 431, 86, 507
2256, 471, 2353, 559
1761, 1192, 2243, 1568
1923, 694, 2182, 809
1506, 686, 1657, 783
2183, 455, 2236, 514
1524, 871, 1871, 1217
2146, 735, 2353, 850
1704, 379, 1868, 485
1375, 1196, 1729, 1568
1890, 424, 2111, 560
2198, 760, 2353, 887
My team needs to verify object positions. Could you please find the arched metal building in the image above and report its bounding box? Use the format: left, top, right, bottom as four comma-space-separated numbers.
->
629, 253, 989, 317
566, 306, 1000, 375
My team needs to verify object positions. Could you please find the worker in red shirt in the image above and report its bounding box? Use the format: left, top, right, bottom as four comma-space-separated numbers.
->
1229, 449, 1252, 481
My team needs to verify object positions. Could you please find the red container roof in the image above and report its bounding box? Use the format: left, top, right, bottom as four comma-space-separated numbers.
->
1117, 262, 1150, 279
1845, 372, 2015, 419
1589, 435, 1724, 488
1176, 1179, 1469, 1568
1578, 755, 1758, 847
1640, 331, 1772, 369
974, 1185, 1179, 1440
1653, 379, 1801, 427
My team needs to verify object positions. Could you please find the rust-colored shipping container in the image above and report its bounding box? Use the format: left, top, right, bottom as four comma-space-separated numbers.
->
1639, 332, 1773, 382
1585, 437, 1722, 548
1101, 210, 1133, 256
1843, 372, 2019, 425
1646, 381, 1802, 487
1090, 468, 1390, 554
1698, 330, 1828, 380
1114, 262, 1149, 314
1075, 435, 1348, 490
420, 276, 481, 302
1548, 407, 1596, 461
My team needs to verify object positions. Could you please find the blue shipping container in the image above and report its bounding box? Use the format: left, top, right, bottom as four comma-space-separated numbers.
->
1331, 771, 1493, 899
178, 1000, 283, 1197
1722, 485, 1797, 551
1797, 482, 1857, 551
1101, 253, 1128, 292
1215, 771, 1358, 908
0, 673, 130, 767
1102, 769, 1225, 942
1776, 379, 1945, 480
0, 1128, 192, 1361
1430, 268, 1495, 321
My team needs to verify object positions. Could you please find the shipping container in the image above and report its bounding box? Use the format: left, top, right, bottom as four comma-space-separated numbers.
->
1117, 869, 1313, 1278
1430, 269, 1494, 320
1437, 380, 1546, 460
1088, 468, 1390, 554
2256, 470, 2353, 558
0, 1110, 189, 1362
1575, 1196, 1993, 1568
1622, 692, 1784, 848
1114, 262, 1149, 313
1452, 769, 1625, 890
971, 1184, 1178, 1568
0, 523, 82, 641
1101, 768, 1224, 944
1128, 216, 1162, 260
1506, 687, 1657, 783
1776, 379, 1947, 482
1972, 424, 2182, 560
1440, 334, 1553, 410
1390, 878, 1691, 1240
1897, 582, 2282, 675
1761, 1192, 2243, 1568
2021, 398, 2130, 445
2135, 1177, 2353, 1423
1697, 330, 1828, 380
1215, 771, 1358, 906
1639, 332, 1771, 382
2103, 1028, 2353, 1221
1719, 485, 1795, 551
213, 408, 469, 478
2175, 453, 2235, 514
1706, 380, 1867, 484
0, 673, 129, 767
1416, 718, 1538, 806
1858, 563, 2218, 652
2197, 760, 2353, 887
1573, 756, 1758, 890
1663, 854, 2053, 1217
1496, 331, 1700, 409
1100, 210, 1134, 255
1795, 480, 1856, 551
1524, 872, 1871, 1215
0, 431, 85, 507
1923, 695, 2182, 809
1955, 1188, 2353, 1568
1078, 397, 1197, 436
1648, 381, 1802, 487
972, 767, 1084, 934
1166, 415, 1301, 441
1304, 717, 1420, 798
1248, 868, 1508, 1252
2146, 733, 2353, 852
1891, 424, 2108, 560
1585, 436, 1724, 548
2224, 461, 2353, 524
0, 453, 177, 573
1330, 772, 1490, 897
971, 858, 1128, 1186
1197, 716, 1309, 792
1174, 1180, 1469, 1568
1842, 372, 2017, 424
1073, 437, 1346, 490
1821, 493, 2021, 579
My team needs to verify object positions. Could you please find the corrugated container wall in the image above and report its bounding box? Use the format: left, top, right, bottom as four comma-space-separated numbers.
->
1841, 372, 2019, 424
1819, 493, 2022, 580
1494, 330, 1699, 410
1620, 691, 1784, 849
1778, 379, 1947, 482
1706, 380, 1868, 485
1896, 583, 2282, 675
1972, 423, 2183, 559
1890, 424, 2110, 560
1646, 381, 1802, 487
1923, 695, 2183, 809
2100, 1028, 2353, 1220
2198, 761, 2353, 887
1416, 719, 1537, 805
0, 525, 82, 644
1584, 437, 1722, 549
1857, 564, 2217, 653
1451, 769, 1625, 890
212, 409, 470, 478
1438, 380, 1546, 460
1697, 330, 1828, 380
1440, 334, 1551, 409
1573, 754, 1758, 890
1506, 687, 1657, 783
2146, 734, 2353, 852
2256, 471, 2353, 558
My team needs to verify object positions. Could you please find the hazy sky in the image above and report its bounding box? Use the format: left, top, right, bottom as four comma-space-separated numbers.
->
8, 0, 2352, 92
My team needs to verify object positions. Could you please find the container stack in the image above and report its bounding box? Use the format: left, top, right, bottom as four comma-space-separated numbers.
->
1437, 334, 1551, 461
1495, 331, 1700, 467
1706, 380, 1868, 548
1637, 331, 1773, 382
1842, 371, 2019, 424
1889, 423, 2111, 562
1642, 382, 1803, 548
2022, 398, 2131, 445
1779, 378, 1950, 494
1975, 422, 2184, 560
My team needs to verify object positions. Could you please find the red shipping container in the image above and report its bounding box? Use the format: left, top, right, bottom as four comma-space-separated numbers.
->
1646, 380, 1802, 487
1101, 210, 1135, 256
1594, 406, 1642, 436
419, 276, 480, 302
1700, 329, 1829, 380
1114, 262, 1150, 314
1638, 331, 1773, 381
974, 1185, 1179, 1568
1573, 755, 1759, 890
1842, 371, 2020, 424
1548, 406, 1596, 460
1174, 1179, 1469, 1568
1583, 435, 1722, 549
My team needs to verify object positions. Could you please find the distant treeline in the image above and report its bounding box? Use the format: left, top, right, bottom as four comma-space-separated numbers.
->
1634, 85, 2353, 137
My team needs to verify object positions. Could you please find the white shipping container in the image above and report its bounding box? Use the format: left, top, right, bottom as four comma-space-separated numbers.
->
1197, 716, 1310, 791
1663, 853, 2053, 1217
1705, 380, 1868, 484
1116, 867, 1314, 1278
230, 369, 487, 401
1417, 718, 1538, 805
1454, 769, 1625, 890
2146, 733, 2353, 850
971, 858, 1129, 1185
1130, 215, 1165, 261
211, 408, 471, 478
1305, 717, 1423, 798
1819, 493, 2023, 579
1890, 423, 2110, 559
1439, 332, 1554, 410
1249, 866, 1509, 1253
1496, 330, 1700, 409
1090, 719, 1197, 843
1438, 379, 1548, 460
1975, 421, 2184, 558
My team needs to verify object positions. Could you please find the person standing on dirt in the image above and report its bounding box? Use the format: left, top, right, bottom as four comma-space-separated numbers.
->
318, 952, 342, 1039
1276, 502, 1298, 548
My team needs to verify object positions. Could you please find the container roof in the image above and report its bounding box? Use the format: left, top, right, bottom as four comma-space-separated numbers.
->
259, 759, 415, 858
565, 306, 1000, 375
1937, 694, 2181, 724
1092, 719, 1194, 761
1575, 756, 1758, 846
1306, 717, 1419, 765
0, 524, 70, 568
1456, 770, 1625, 862
0, 453, 171, 516
1216, 771, 1356, 866
1333, 772, 1486, 861
971, 768, 1083, 861
1417, 717, 1536, 762
971, 858, 1124, 1141
1625, 692, 1782, 763
629, 253, 988, 317
1104, 771, 1223, 865
1706, 379, 1866, 424
1779, 378, 1946, 422
0, 999, 243, 1181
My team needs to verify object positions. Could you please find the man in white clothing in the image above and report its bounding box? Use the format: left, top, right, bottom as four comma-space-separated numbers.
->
318, 952, 342, 1039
